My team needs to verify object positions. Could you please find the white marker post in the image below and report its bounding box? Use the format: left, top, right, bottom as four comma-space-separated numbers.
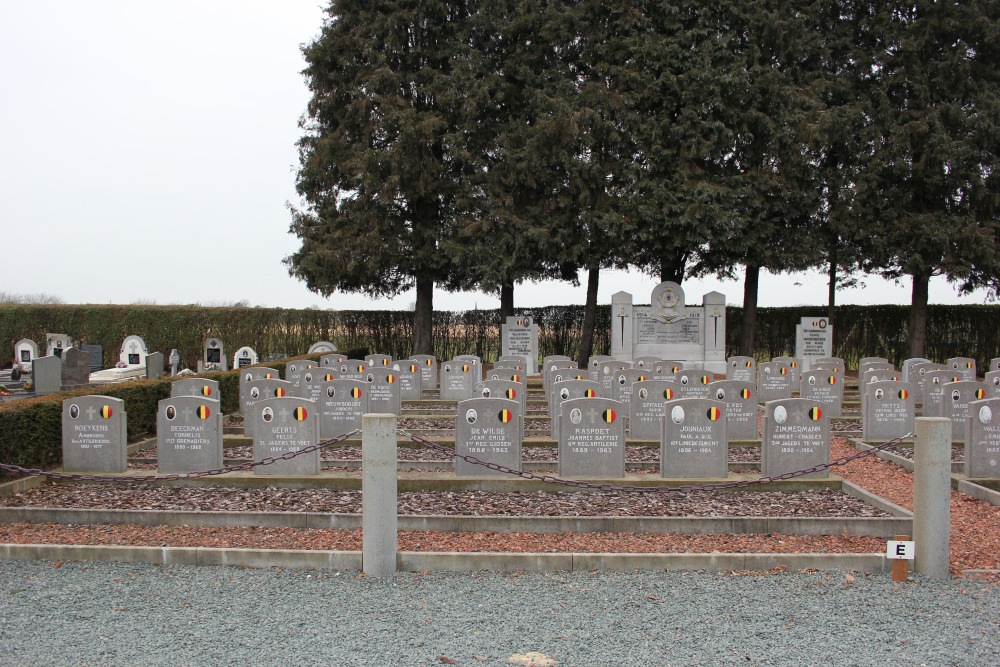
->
886, 535, 915, 582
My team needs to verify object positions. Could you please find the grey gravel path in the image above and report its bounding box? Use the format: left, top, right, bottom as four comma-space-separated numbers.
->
1, 560, 997, 667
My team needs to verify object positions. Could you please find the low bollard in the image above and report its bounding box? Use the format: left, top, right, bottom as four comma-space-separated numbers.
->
362, 413, 398, 576
913, 417, 951, 579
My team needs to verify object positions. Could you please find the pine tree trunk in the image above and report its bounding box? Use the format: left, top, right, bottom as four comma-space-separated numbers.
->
412, 276, 434, 356
908, 271, 930, 359
499, 283, 514, 320
577, 268, 600, 367
740, 265, 760, 356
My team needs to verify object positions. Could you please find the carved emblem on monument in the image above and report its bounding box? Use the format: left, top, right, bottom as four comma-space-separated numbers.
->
651, 282, 687, 324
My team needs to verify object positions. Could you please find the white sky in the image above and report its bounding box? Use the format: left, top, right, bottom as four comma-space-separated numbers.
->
1, 1, 993, 312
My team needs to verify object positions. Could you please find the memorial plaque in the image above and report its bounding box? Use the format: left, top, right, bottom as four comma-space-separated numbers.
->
966, 399, 1000, 479
440, 359, 477, 400
661, 398, 728, 478
172, 378, 221, 400
455, 398, 522, 477
985, 370, 1000, 399
629, 380, 678, 440
757, 362, 793, 403
558, 397, 626, 478
410, 355, 438, 389
943, 381, 988, 441
726, 356, 756, 384
319, 379, 369, 438
550, 379, 604, 438
862, 381, 915, 442
945, 357, 977, 382
794, 318, 832, 371
799, 370, 844, 417
156, 396, 223, 473
243, 378, 294, 437
233, 346, 258, 369
366, 354, 393, 368
62, 396, 127, 473
501, 316, 539, 374
252, 397, 320, 476
761, 398, 830, 478
710, 380, 758, 440
366, 367, 402, 415
673, 368, 713, 399
922, 370, 964, 418
391, 360, 423, 401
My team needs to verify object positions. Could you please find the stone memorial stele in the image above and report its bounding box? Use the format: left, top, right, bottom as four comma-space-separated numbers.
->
172, 377, 221, 400
32, 355, 62, 395
366, 354, 392, 368
252, 397, 320, 476
726, 356, 756, 384
611, 281, 726, 374
628, 380, 678, 440
440, 359, 477, 401
501, 315, 539, 374
478, 379, 526, 428
366, 367, 402, 415
308, 341, 338, 354
156, 396, 223, 473
61, 347, 91, 388
319, 379, 369, 438
145, 351, 164, 379
239, 366, 280, 412
588, 355, 614, 375
945, 357, 977, 382
794, 318, 833, 372
410, 355, 438, 389
943, 381, 988, 441
673, 368, 713, 399
757, 361, 793, 404
454, 355, 483, 382
710, 380, 758, 440
661, 398, 728, 478
201, 337, 227, 372
965, 398, 1000, 479
772, 356, 802, 389
860, 369, 902, 417
985, 371, 1000, 399
911, 361, 946, 404
320, 352, 347, 367
391, 360, 423, 401
337, 359, 369, 382
901, 357, 931, 384
922, 370, 964, 418
799, 369, 844, 417
233, 346, 259, 369
558, 397, 626, 478
550, 378, 604, 438
862, 381, 916, 442
243, 378, 294, 438
14, 338, 38, 372
46, 333, 73, 359
455, 397, 522, 477
761, 398, 830, 479
81, 344, 104, 373
62, 395, 127, 473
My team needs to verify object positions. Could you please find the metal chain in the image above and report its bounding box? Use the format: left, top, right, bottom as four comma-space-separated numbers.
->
0, 429, 360, 484
399, 429, 914, 494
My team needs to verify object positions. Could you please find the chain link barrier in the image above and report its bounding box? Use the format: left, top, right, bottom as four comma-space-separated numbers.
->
0, 429, 360, 484
400, 429, 914, 494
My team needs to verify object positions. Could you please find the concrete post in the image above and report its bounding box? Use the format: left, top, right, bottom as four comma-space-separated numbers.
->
362, 413, 397, 576
913, 417, 951, 579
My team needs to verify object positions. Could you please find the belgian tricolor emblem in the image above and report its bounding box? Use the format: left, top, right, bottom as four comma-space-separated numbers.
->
700, 375, 711, 385
197, 405, 211, 420
425, 359, 433, 366
100, 405, 113, 419
602, 409, 616, 423
638, 375, 648, 382
827, 376, 837, 385
967, 361, 974, 369
294, 407, 308, 421
585, 388, 597, 398
790, 361, 798, 368
264, 373, 273, 379
498, 409, 513, 423
740, 388, 752, 400
664, 388, 674, 399
512, 374, 521, 382
201, 385, 212, 397
387, 374, 396, 384
745, 360, 753, 368
672, 366, 681, 373
356, 365, 366, 373
462, 364, 470, 372
274, 387, 285, 397
707, 406, 722, 421
780, 367, 788, 376
324, 374, 334, 381
381, 358, 389, 366
898, 389, 909, 400
351, 387, 363, 399
505, 388, 517, 400
976, 388, 987, 399
808, 406, 823, 421
409, 364, 418, 373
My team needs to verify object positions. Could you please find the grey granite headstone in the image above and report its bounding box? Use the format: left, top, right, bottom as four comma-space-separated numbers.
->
366, 354, 393, 369
243, 378, 294, 437
588, 355, 614, 375
558, 397, 626, 478
710, 380, 759, 441
614, 368, 654, 414
628, 380, 679, 440
989, 358, 1000, 374
252, 397, 320, 476
391, 360, 423, 401
862, 381, 916, 442
338, 360, 369, 382
650, 361, 684, 378
799, 369, 844, 417
239, 366, 280, 413
366, 367, 402, 415
455, 398, 522, 477
726, 356, 757, 384
80, 344, 104, 372
62, 396, 127, 473
308, 341, 338, 354
454, 355, 484, 382
673, 368, 713, 399
757, 361, 793, 403
32, 355, 62, 395
145, 351, 164, 379
61, 347, 91, 388
501, 316, 539, 374
440, 359, 477, 400
410, 355, 438, 389
631, 356, 663, 371
597, 360, 632, 395
320, 353, 347, 367
922, 370, 965, 418
860, 369, 902, 416
985, 371, 1000, 399
156, 396, 223, 473
489, 367, 530, 385
172, 378, 221, 400
965, 399, 1000, 479
943, 381, 988, 441
296, 367, 329, 403
285, 360, 318, 390
901, 357, 932, 383
859, 357, 890, 375
543, 360, 578, 397
772, 356, 802, 388
946, 357, 977, 381
319, 379, 369, 438
661, 398, 728, 478
550, 379, 604, 438
761, 398, 830, 479
478, 379, 526, 429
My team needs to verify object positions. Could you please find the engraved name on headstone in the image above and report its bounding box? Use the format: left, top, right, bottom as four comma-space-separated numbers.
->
799, 370, 844, 417
862, 381, 915, 442
455, 398, 522, 477
943, 381, 988, 441
319, 379, 369, 438
761, 398, 830, 478
252, 397, 320, 476
661, 398, 728, 478
156, 396, 223, 473
558, 397, 626, 478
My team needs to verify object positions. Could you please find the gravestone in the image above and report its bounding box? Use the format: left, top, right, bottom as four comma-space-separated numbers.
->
366, 354, 393, 368
201, 337, 227, 372
243, 378, 294, 438
233, 346, 258, 369
922, 370, 964, 418
613, 368, 652, 414
901, 358, 932, 383
239, 366, 280, 412
862, 381, 916, 442
366, 368, 402, 415
285, 360, 318, 389
145, 351, 164, 379
543, 360, 579, 397
611, 281, 726, 374
794, 318, 833, 372
455, 398, 522, 477
501, 315, 539, 374
320, 353, 347, 367
651, 360, 684, 378
308, 341, 338, 354
761, 398, 830, 478
661, 398, 728, 478
80, 344, 104, 372
550, 379, 603, 439
633, 356, 664, 370
799, 369, 844, 417
989, 358, 1000, 374
673, 368, 713, 399
772, 356, 802, 389
965, 399, 1000, 479
945, 357, 977, 381
588, 356, 614, 375
488, 367, 529, 385
172, 378, 221, 400
496, 355, 527, 367
410, 355, 438, 389
391, 360, 423, 401
860, 369, 902, 417
32, 355, 62, 395
710, 380, 759, 440
726, 356, 756, 384
478, 379, 526, 427
454, 355, 483, 382
46, 333, 73, 359
120, 335, 148, 367
985, 371, 1000, 399
338, 360, 369, 382
319, 379, 369, 438
296, 368, 329, 404
13, 338, 38, 372
911, 361, 946, 404
156, 396, 223, 473
558, 397, 626, 478
596, 360, 632, 395
440, 359, 477, 401
62, 396, 127, 473
252, 397, 320, 476
815, 356, 845, 368
859, 357, 890, 375
628, 380, 678, 440
61, 347, 91, 389
943, 381, 988, 441
757, 362, 793, 404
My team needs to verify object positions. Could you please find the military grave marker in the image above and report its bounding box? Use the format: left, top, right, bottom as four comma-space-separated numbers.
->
319, 379, 369, 438
862, 381, 916, 442
156, 396, 223, 473
966, 398, 1000, 479
628, 380, 678, 440
252, 397, 320, 476
558, 397, 626, 478
761, 398, 830, 478
661, 398, 728, 478
455, 398, 522, 477
62, 396, 127, 473
710, 380, 758, 440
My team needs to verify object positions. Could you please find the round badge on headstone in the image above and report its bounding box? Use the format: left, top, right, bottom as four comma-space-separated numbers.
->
466, 409, 477, 424
570, 408, 582, 424
69, 404, 79, 419
981, 406, 993, 424
262, 407, 273, 422
875, 388, 884, 400
773, 406, 787, 424
671, 406, 685, 424
716, 388, 726, 401
165, 405, 176, 420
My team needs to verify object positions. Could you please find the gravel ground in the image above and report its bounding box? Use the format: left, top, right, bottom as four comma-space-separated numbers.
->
0, 560, 997, 667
